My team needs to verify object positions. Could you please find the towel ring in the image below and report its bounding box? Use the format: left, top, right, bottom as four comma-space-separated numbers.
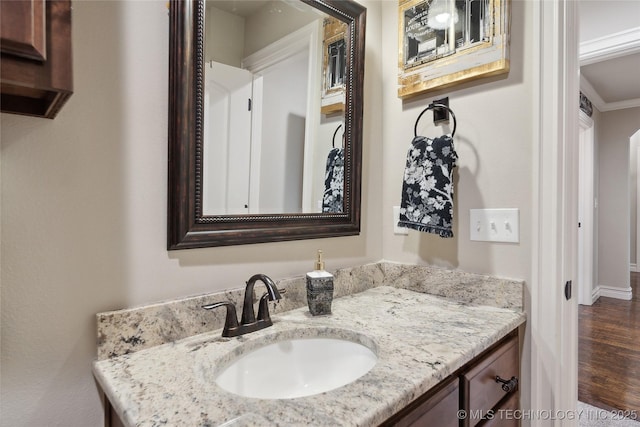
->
332, 124, 343, 148
414, 103, 457, 138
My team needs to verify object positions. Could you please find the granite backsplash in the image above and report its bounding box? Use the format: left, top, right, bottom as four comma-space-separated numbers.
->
96, 261, 523, 360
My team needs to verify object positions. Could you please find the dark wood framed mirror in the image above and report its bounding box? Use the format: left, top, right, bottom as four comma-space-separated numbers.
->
168, 0, 366, 249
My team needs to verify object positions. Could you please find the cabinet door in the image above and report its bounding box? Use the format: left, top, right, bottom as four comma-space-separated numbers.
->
0, 0, 73, 118
0, 0, 46, 60
383, 376, 459, 427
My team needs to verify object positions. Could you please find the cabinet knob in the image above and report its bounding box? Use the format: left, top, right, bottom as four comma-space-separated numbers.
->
495, 375, 518, 393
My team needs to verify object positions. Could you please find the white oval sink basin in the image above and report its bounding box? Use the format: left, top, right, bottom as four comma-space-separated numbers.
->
214, 337, 377, 399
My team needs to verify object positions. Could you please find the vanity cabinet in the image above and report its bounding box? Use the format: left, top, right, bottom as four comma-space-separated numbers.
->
0, 0, 73, 118
382, 330, 520, 427
103, 397, 125, 427
388, 376, 460, 427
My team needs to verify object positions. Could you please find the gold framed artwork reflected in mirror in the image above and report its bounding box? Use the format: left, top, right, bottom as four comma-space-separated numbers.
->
398, 0, 510, 99
321, 16, 348, 115
167, 0, 366, 249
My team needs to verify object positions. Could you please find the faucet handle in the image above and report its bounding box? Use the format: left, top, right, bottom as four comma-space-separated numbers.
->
202, 301, 239, 337
256, 293, 272, 324
256, 289, 286, 323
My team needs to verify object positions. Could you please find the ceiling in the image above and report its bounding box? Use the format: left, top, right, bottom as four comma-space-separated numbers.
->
579, 0, 640, 112
208, 0, 313, 17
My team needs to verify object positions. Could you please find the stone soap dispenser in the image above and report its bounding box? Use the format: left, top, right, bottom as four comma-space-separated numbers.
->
306, 250, 334, 316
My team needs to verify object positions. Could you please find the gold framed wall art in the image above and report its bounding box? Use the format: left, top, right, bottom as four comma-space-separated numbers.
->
398, 0, 510, 99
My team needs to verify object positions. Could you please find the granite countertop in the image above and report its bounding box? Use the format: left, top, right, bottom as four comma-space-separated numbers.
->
93, 285, 526, 427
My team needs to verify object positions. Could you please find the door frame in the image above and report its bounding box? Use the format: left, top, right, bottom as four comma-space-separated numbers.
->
578, 111, 596, 305
530, 0, 580, 424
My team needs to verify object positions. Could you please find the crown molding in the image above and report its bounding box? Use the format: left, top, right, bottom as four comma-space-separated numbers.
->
579, 27, 640, 66
579, 27, 640, 112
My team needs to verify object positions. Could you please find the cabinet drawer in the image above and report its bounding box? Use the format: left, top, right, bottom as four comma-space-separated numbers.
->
462, 335, 519, 427
387, 376, 459, 427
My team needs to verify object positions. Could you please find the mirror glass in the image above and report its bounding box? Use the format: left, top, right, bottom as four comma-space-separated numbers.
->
203, 0, 347, 215
167, 0, 365, 249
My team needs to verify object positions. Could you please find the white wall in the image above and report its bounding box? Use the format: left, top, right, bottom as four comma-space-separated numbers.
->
0, 1, 383, 425
598, 106, 640, 289
380, 0, 534, 416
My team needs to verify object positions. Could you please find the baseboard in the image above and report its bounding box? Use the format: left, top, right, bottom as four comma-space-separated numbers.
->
598, 285, 632, 300
631, 263, 638, 272
591, 286, 601, 304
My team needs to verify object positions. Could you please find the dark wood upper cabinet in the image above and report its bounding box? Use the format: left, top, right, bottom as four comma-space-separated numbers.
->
1, 0, 73, 119
1, 0, 47, 61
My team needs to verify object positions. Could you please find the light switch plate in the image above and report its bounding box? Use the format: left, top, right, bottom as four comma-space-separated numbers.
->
393, 206, 409, 235
469, 208, 519, 243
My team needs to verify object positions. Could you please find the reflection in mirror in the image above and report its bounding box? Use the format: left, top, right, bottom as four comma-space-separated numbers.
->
321, 16, 347, 114
327, 38, 346, 89
203, 0, 345, 215
167, 0, 365, 249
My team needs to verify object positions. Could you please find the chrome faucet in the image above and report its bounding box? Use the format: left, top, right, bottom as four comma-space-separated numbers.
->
202, 274, 282, 337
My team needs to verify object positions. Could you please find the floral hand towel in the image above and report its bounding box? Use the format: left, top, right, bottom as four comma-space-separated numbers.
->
398, 135, 457, 237
322, 147, 344, 213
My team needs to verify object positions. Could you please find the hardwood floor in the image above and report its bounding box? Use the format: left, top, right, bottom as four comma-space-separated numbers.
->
578, 272, 640, 413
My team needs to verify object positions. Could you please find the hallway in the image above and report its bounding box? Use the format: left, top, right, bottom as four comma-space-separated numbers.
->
579, 273, 640, 413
